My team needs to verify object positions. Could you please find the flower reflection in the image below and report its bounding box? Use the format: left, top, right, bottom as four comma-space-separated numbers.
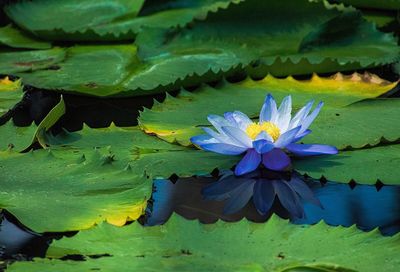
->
202, 170, 321, 218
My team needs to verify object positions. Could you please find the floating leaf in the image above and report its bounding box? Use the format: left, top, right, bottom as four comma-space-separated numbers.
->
0, 122, 36, 152
337, 0, 400, 10
6, 0, 399, 96
0, 149, 150, 232
0, 47, 65, 74
4, 0, 238, 41
47, 125, 237, 178
0, 77, 22, 115
294, 144, 400, 185
0, 24, 51, 49
4, 0, 145, 40
7, 215, 400, 271
139, 74, 398, 149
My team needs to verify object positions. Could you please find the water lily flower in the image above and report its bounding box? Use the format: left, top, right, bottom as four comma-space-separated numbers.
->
203, 170, 321, 217
191, 94, 338, 175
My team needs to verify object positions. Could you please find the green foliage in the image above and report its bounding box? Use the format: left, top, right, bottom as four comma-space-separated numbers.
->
7, 215, 400, 271
0, 47, 65, 74
0, 77, 22, 115
0, 0, 397, 96
0, 24, 51, 49
4, 0, 237, 41
338, 0, 400, 10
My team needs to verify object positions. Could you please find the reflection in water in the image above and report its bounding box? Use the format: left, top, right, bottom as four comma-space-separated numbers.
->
203, 170, 321, 217
145, 173, 400, 236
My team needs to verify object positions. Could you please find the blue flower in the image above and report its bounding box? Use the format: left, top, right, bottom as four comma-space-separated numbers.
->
202, 170, 322, 218
191, 94, 338, 175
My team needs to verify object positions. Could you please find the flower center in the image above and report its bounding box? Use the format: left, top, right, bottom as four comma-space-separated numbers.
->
246, 122, 281, 141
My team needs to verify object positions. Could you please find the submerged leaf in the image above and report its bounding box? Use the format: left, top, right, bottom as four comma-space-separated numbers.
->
7, 215, 400, 271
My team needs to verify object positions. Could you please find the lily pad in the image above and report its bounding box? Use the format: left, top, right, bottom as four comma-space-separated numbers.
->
4, 0, 238, 41
7, 215, 400, 271
0, 47, 65, 74
5, 0, 399, 96
4, 0, 145, 40
0, 77, 22, 115
338, 0, 400, 10
47, 124, 237, 178
0, 24, 51, 49
294, 144, 400, 185
139, 73, 398, 149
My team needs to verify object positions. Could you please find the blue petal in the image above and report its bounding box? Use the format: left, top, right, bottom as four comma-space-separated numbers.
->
221, 126, 252, 148
289, 100, 313, 130
274, 126, 301, 148
277, 95, 292, 131
232, 111, 253, 130
272, 180, 304, 218
286, 143, 338, 156
202, 127, 229, 143
224, 112, 237, 126
200, 143, 247, 155
223, 180, 255, 214
299, 101, 323, 134
190, 134, 218, 146
293, 129, 311, 142
262, 148, 291, 171
207, 114, 230, 133
253, 139, 274, 154
289, 176, 322, 207
234, 149, 261, 175
260, 94, 278, 123
253, 181, 276, 215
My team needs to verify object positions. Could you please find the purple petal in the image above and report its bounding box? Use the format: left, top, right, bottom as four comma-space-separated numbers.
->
286, 143, 338, 156
262, 148, 291, 171
221, 126, 252, 148
235, 149, 261, 175
260, 94, 278, 123
253, 181, 276, 215
200, 143, 247, 155
274, 126, 301, 148
272, 180, 304, 218
253, 139, 274, 154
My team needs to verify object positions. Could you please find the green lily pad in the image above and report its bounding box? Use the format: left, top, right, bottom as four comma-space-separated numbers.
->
0, 77, 22, 115
6, 0, 399, 96
7, 215, 400, 271
139, 74, 398, 149
4, 0, 238, 41
47, 124, 237, 179
0, 24, 51, 49
0, 47, 65, 74
294, 144, 400, 185
338, 0, 400, 10
0, 148, 150, 232
4, 0, 145, 40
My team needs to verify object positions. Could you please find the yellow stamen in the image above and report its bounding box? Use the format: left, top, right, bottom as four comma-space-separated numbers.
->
246, 122, 281, 141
